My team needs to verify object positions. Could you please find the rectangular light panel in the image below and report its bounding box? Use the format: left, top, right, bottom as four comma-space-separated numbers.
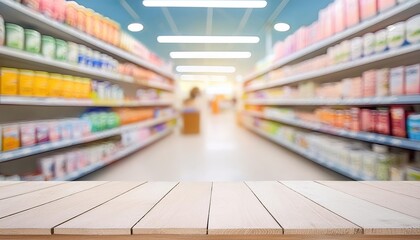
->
143, 1, 267, 8
170, 52, 251, 59
176, 66, 236, 73
180, 75, 228, 81
158, 36, 260, 43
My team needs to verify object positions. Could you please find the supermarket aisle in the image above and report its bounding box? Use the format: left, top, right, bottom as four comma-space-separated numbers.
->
82, 110, 347, 181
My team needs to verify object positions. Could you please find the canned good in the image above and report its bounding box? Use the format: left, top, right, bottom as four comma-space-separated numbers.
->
76, 5, 87, 32
406, 14, 420, 44
24, 29, 41, 53
85, 8, 95, 35
1, 67, 18, 95
33, 71, 49, 97
55, 39, 68, 61
41, 35, 56, 59
65, 1, 78, 27
93, 51, 102, 68
5, 23, 24, 50
39, 0, 53, 17
78, 45, 87, 65
67, 42, 79, 64
18, 69, 34, 96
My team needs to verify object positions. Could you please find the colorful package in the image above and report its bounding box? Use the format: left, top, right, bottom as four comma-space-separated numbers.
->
24, 29, 41, 53
33, 71, 49, 97
2, 124, 20, 151
362, 70, 376, 97
378, 0, 396, 12
407, 114, 420, 141
374, 29, 388, 53
361, 109, 374, 132
35, 122, 50, 144
387, 22, 405, 49
20, 123, 36, 147
39, 157, 55, 180
18, 69, 34, 96
48, 121, 61, 142
1, 67, 18, 95
390, 66, 405, 95
405, 64, 420, 95
376, 108, 391, 135
360, 0, 377, 20
390, 107, 408, 138
363, 32, 375, 56
41, 35, 56, 59
376, 68, 389, 97
5, 23, 24, 50
406, 14, 420, 44
345, 0, 360, 28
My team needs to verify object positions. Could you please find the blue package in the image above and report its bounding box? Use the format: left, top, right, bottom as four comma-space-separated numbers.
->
407, 114, 420, 141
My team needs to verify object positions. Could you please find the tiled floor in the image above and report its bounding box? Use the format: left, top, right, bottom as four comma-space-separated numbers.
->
81, 110, 348, 181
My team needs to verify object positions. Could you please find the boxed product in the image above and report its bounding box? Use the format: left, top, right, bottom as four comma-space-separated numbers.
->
378, 0, 396, 12
360, 0, 377, 20
20, 122, 36, 147
374, 29, 388, 53
351, 77, 363, 98
345, 0, 360, 28
39, 157, 55, 180
390, 66, 405, 95
54, 154, 66, 178
363, 32, 375, 56
376, 108, 391, 135
18, 69, 34, 96
2, 124, 20, 151
33, 71, 49, 97
361, 109, 374, 132
406, 14, 420, 44
375, 68, 389, 97
407, 114, 420, 140
350, 108, 361, 131
35, 122, 50, 144
387, 22, 405, 50
0, 67, 18, 95
48, 121, 61, 142
404, 64, 420, 95
362, 70, 376, 97
390, 106, 408, 137
350, 37, 363, 60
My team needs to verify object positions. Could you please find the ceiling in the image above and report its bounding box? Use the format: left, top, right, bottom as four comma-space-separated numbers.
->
75, 0, 333, 77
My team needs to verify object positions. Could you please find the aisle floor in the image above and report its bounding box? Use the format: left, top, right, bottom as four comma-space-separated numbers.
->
81, 111, 348, 181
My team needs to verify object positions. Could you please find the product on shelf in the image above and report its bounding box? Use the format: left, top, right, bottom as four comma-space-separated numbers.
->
5, 23, 24, 50
24, 29, 41, 53
0, 14, 4, 46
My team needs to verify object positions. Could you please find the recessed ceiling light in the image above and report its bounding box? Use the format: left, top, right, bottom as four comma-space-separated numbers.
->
176, 66, 236, 73
274, 22, 290, 32
170, 52, 251, 59
143, 0, 267, 8
180, 75, 228, 81
157, 36, 260, 43
127, 23, 144, 32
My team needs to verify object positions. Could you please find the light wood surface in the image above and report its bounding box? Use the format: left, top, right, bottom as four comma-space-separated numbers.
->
246, 181, 361, 235
208, 182, 282, 235
0, 182, 64, 200
0, 182, 141, 235
405, 181, 420, 187
319, 181, 420, 219
133, 182, 212, 235
362, 181, 420, 199
282, 181, 420, 235
0, 181, 419, 239
55, 182, 177, 235
0, 182, 23, 187
0, 181, 106, 219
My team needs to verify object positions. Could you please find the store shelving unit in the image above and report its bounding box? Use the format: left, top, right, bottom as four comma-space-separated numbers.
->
244, 111, 420, 151
244, 0, 420, 82
0, 0, 174, 80
0, 115, 177, 163
242, 122, 363, 180
245, 44, 420, 92
240, 0, 420, 180
245, 95, 420, 106
53, 127, 174, 181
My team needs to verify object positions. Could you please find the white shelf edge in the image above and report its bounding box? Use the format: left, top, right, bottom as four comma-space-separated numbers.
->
244, 0, 420, 82
0, 96, 173, 107
242, 122, 363, 180
244, 111, 420, 151
245, 44, 420, 92
0, 115, 176, 162
53, 128, 174, 181
0, 0, 174, 80
0, 47, 175, 92
245, 95, 420, 106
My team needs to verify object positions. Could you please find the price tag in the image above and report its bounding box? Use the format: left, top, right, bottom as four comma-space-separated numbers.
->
349, 132, 357, 137
376, 136, 386, 142
22, 148, 32, 155
39, 144, 48, 151
2, 152, 13, 160
366, 134, 375, 140
390, 139, 402, 146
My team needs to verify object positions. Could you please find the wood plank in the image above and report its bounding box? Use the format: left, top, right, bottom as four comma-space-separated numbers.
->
320, 181, 420, 219
362, 181, 420, 199
0, 182, 142, 235
246, 181, 361, 235
54, 182, 177, 235
0, 181, 106, 219
208, 182, 282, 235
0, 182, 64, 200
405, 181, 420, 187
0, 182, 24, 187
133, 182, 212, 235
282, 181, 420, 235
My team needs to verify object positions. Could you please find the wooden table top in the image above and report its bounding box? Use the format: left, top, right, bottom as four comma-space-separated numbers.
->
0, 181, 419, 240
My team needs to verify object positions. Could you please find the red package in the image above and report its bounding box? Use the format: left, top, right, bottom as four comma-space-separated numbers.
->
52, 0, 66, 22
345, 0, 360, 28
378, 0, 396, 12
39, 0, 53, 17
350, 108, 361, 131
376, 108, 391, 135
334, 0, 346, 33
390, 106, 408, 137
363, 70, 377, 97
360, 0, 377, 20
361, 109, 374, 132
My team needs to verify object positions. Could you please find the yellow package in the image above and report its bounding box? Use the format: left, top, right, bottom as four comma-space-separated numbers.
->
63, 75, 74, 98
49, 73, 63, 97
1, 68, 18, 95
2, 125, 20, 151
83, 78, 92, 99
18, 70, 34, 96
74, 77, 83, 98
33, 71, 49, 97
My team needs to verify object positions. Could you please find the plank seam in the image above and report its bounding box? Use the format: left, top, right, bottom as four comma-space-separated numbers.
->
130, 182, 180, 235
0, 182, 109, 221
244, 181, 284, 234
0, 182, 67, 201
206, 182, 214, 235
359, 182, 420, 199
0, 182, 25, 188
278, 181, 364, 234
51, 181, 147, 235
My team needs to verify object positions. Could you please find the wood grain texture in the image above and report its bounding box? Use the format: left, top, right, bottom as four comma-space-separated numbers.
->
133, 182, 212, 235
319, 181, 420, 219
0, 182, 23, 187
55, 182, 177, 235
246, 181, 361, 235
0, 181, 106, 219
404, 181, 420, 187
208, 182, 282, 235
362, 182, 420, 199
282, 181, 420, 235
0, 182, 64, 200
0, 182, 142, 235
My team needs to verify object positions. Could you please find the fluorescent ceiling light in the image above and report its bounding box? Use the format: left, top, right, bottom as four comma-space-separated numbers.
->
274, 23, 290, 32
170, 51, 251, 59
127, 23, 144, 32
143, 0, 267, 8
176, 66, 236, 73
157, 36, 260, 43
180, 75, 228, 81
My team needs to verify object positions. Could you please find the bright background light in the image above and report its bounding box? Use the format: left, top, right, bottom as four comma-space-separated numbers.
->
157, 36, 260, 43
143, 0, 267, 8
127, 23, 144, 32
176, 66, 236, 73
180, 75, 228, 81
170, 51, 251, 59
274, 22, 290, 32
